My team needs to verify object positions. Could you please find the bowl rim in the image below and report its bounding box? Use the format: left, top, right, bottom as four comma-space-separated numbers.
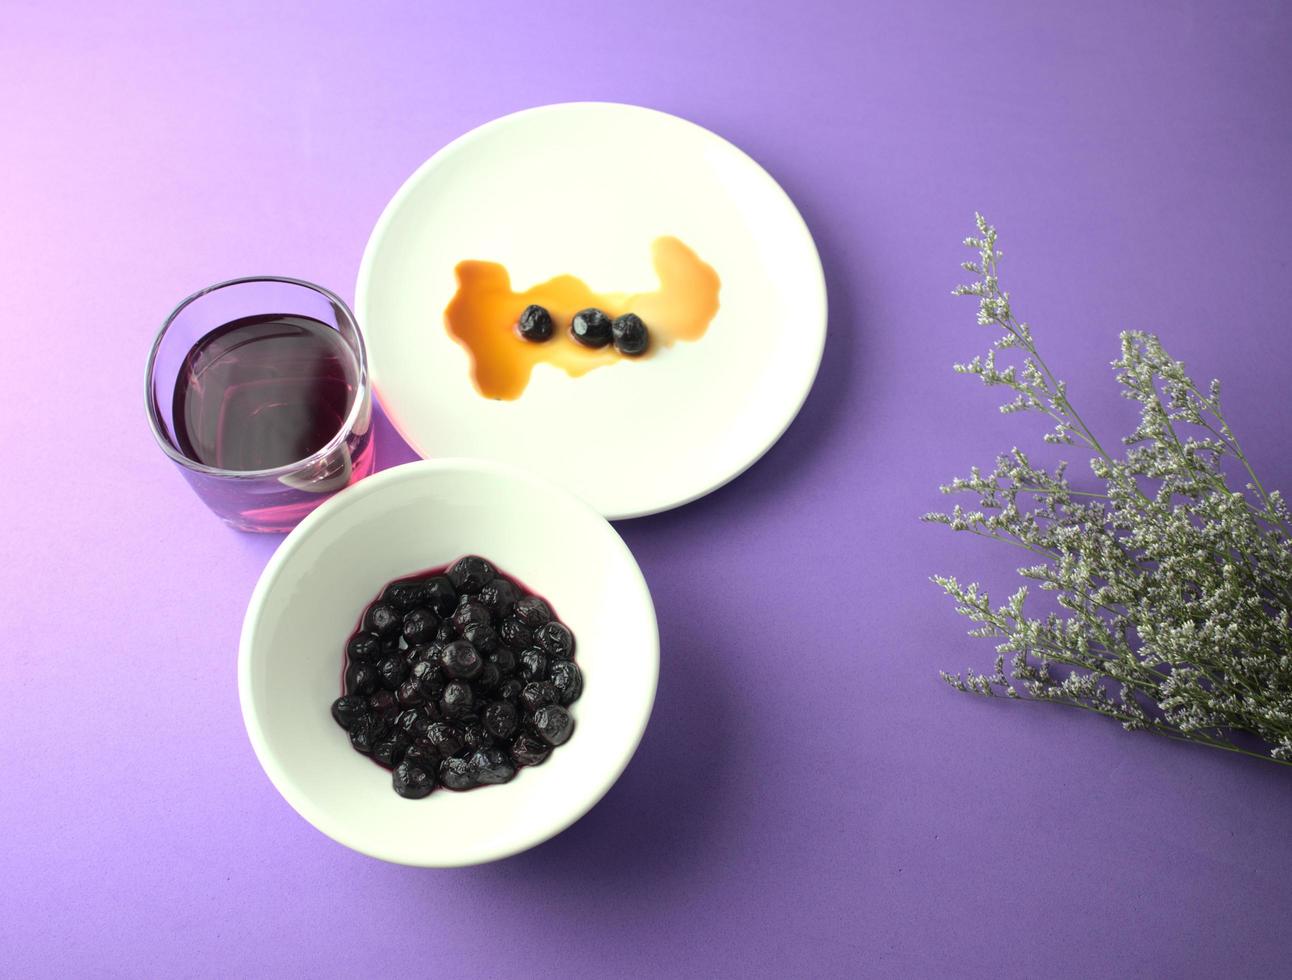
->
237, 456, 660, 866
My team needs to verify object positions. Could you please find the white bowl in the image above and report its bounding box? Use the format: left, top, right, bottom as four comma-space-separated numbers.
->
238, 459, 659, 866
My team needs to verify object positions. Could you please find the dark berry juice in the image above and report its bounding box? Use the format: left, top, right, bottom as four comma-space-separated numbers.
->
172, 313, 358, 471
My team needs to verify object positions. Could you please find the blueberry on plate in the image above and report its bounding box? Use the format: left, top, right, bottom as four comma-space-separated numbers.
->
402, 743, 440, 772
345, 662, 379, 696
478, 578, 521, 617
440, 640, 483, 681
396, 678, 425, 708
364, 602, 403, 637
498, 617, 533, 650
372, 733, 410, 768
516, 304, 554, 342
346, 632, 382, 663
393, 708, 426, 735
410, 659, 445, 699
496, 677, 524, 703
367, 690, 397, 714
377, 655, 409, 691
331, 695, 369, 730
461, 621, 499, 655
531, 704, 575, 746
534, 621, 574, 658
519, 680, 559, 714
447, 555, 495, 594
393, 759, 436, 799
419, 721, 464, 757
611, 312, 650, 356
421, 576, 458, 617
570, 307, 612, 348
401, 607, 439, 644
348, 714, 385, 755
475, 661, 501, 692
510, 733, 551, 767
513, 595, 551, 628
460, 717, 492, 752
490, 646, 517, 675
548, 660, 583, 705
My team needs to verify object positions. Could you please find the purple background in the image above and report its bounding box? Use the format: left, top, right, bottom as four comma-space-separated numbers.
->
3, 2, 1291, 976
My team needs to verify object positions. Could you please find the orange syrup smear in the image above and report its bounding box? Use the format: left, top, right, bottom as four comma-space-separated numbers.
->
444, 236, 721, 400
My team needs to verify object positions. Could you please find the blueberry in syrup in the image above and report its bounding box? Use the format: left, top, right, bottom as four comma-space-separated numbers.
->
498, 617, 533, 650
335, 558, 580, 798
549, 660, 583, 705
346, 632, 381, 663
518, 648, 548, 683
440, 679, 475, 719
393, 759, 435, 799
479, 577, 521, 617
516, 304, 554, 342
510, 733, 551, 767
331, 695, 369, 730
570, 307, 612, 348
535, 621, 573, 659
513, 595, 551, 628
532, 704, 575, 746
401, 607, 439, 644
611, 312, 650, 356
345, 662, 378, 696
448, 555, 494, 594
364, 602, 402, 637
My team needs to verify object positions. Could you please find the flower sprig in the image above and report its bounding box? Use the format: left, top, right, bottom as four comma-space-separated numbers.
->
927, 215, 1292, 765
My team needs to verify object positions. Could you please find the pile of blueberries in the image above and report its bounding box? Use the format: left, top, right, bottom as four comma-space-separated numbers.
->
517, 304, 651, 356
330, 555, 581, 799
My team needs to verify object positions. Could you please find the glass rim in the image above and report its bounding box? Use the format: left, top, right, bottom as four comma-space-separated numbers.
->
144, 274, 371, 481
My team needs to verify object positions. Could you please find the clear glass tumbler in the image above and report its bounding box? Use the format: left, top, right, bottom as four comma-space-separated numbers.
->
145, 276, 375, 532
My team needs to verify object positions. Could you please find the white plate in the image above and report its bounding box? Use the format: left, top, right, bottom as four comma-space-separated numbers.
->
239, 459, 658, 866
356, 102, 827, 519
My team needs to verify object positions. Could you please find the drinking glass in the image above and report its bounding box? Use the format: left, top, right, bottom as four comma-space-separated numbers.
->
145, 276, 375, 532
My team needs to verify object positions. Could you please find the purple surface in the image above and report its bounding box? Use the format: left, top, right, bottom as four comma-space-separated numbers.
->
3, 1, 1291, 976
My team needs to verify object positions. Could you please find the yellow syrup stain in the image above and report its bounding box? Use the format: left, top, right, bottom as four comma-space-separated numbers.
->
444, 236, 721, 400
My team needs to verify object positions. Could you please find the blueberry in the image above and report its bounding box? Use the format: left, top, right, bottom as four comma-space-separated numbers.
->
441, 640, 483, 681
468, 747, 516, 785
518, 648, 548, 683
460, 717, 493, 752
348, 714, 385, 755
516, 304, 554, 342
331, 695, 369, 730
402, 743, 440, 773
611, 312, 650, 356
434, 621, 456, 643
483, 701, 519, 740
346, 632, 382, 663
419, 576, 457, 617
478, 578, 521, 617
496, 677, 524, 703
393, 708, 426, 736
396, 679, 425, 707
440, 679, 474, 719
402, 607, 439, 645
404, 642, 436, 667
452, 601, 491, 635
380, 635, 404, 658
377, 655, 409, 691
475, 661, 501, 692
519, 681, 559, 713
382, 578, 434, 612
373, 733, 410, 768
513, 595, 551, 628
510, 733, 552, 767
490, 647, 517, 675
367, 689, 396, 715
393, 759, 435, 798
419, 721, 464, 757
364, 602, 402, 637
532, 704, 575, 745
345, 662, 379, 696
410, 658, 444, 697
535, 621, 574, 658
438, 755, 477, 791
570, 307, 612, 348
448, 556, 495, 594
498, 617, 533, 650
461, 622, 500, 655
548, 660, 583, 705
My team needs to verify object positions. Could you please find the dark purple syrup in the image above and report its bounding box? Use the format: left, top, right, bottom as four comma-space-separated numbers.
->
171, 313, 357, 471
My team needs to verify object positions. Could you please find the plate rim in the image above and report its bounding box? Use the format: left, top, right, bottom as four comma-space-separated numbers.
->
354, 100, 828, 520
